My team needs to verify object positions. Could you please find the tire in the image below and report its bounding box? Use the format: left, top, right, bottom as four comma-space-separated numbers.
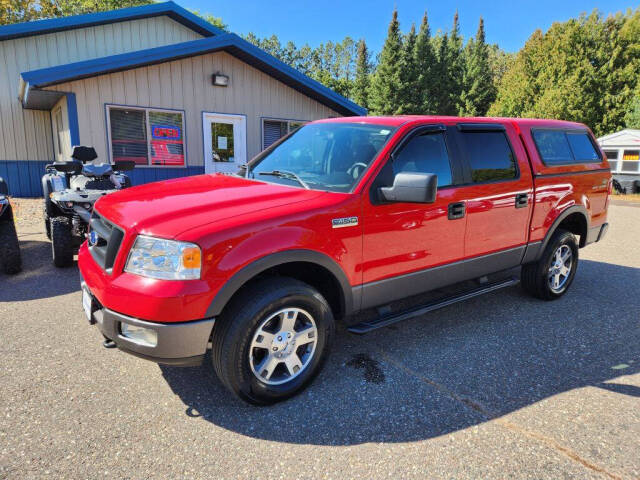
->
42, 177, 58, 217
211, 278, 335, 405
50, 216, 74, 268
0, 219, 22, 275
43, 204, 51, 240
521, 229, 579, 300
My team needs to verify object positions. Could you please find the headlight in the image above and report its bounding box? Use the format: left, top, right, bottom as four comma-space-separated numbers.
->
125, 235, 201, 280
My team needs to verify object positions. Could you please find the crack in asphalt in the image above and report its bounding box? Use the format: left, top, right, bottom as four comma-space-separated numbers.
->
376, 348, 624, 480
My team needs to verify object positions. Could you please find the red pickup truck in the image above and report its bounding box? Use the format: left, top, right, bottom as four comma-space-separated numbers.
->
79, 116, 611, 404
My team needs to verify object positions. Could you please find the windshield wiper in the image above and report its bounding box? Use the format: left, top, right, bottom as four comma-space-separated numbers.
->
258, 170, 310, 189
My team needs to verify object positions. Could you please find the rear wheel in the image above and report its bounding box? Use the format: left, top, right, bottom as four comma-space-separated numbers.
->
521, 229, 578, 300
50, 216, 74, 268
0, 219, 22, 274
211, 278, 334, 404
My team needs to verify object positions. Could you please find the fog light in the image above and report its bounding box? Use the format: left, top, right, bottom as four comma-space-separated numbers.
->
120, 323, 157, 347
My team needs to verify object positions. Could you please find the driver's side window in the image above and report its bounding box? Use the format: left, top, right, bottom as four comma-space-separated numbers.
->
393, 132, 453, 187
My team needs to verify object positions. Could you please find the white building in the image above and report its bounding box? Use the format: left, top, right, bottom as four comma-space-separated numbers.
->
597, 129, 640, 192
0, 2, 365, 197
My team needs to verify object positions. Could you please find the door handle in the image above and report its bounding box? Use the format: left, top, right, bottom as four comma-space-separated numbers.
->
515, 193, 528, 208
448, 202, 465, 220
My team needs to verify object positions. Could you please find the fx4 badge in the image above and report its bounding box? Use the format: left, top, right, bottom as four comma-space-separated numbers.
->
332, 216, 358, 228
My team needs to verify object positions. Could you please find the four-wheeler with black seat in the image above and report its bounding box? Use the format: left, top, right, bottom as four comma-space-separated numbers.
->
0, 177, 22, 275
42, 146, 134, 268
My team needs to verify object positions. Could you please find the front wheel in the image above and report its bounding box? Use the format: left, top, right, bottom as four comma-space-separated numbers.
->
50, 216, 74, 268
521, 229, 579, 300
0, 219, 22, 274
211, 278, 334, 405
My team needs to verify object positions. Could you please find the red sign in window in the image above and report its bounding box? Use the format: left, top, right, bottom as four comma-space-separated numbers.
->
152, 125, 181, 139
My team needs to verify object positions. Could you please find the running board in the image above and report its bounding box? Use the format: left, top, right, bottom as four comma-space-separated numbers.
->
347, 277, 519, 334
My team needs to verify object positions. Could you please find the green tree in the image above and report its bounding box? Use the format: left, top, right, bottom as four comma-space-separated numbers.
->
489, 9, 640, 136
1, 0, 154, 25
396, 23, 419, 113
625, 84, 640, 128
353, 39, 371, 109
460, 18, 496, 116
189, 10, 227, 31
369, 9, 403, 114
415, 10, 437, 113
431, 33, 455, 114
447, 11, 465, 115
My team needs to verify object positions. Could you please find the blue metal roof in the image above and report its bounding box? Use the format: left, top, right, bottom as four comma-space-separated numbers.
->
0, 1, 224, 41
20, 33, 366, 116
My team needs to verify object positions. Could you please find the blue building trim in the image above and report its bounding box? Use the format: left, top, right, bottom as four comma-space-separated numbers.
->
0, 1, 224, 41
0, 160, 50, 197
65, 93, 80, 147
21, 33, 366, 117
0, 160, 205, 197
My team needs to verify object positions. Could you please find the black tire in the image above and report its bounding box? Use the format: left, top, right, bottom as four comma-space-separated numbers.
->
43, 204, 51, 240
50, 216, 74, 268
0, 219, 22, 275
211, 278, 335, 405
42, 176, 59, 218
521, 229, 579, 300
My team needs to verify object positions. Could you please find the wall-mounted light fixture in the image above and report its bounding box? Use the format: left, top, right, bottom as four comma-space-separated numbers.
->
212, 73, 229, 87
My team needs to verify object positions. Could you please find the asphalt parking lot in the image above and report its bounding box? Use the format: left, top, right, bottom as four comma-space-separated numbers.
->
1, 200, 638, 479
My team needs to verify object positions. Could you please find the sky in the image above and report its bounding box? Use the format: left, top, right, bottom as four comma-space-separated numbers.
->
185, 0, 636, 53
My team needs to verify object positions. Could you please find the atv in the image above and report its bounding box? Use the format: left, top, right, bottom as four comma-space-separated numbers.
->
0, 177, 22, 275
42, 146, 134, 268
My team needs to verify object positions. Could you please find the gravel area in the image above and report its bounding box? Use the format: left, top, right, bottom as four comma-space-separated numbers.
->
0, 201, 638, 479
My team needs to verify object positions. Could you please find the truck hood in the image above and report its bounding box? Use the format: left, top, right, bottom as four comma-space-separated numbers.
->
94, 174, 325, 238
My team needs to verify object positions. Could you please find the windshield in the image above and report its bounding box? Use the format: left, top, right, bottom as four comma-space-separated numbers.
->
247, 122, 396, 192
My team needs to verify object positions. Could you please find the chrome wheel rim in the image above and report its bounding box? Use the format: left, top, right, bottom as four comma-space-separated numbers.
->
548, 245, 572, 293
249, 307, 318, 386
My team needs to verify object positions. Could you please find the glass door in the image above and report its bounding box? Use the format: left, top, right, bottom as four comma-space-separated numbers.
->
202, 113, 246, 174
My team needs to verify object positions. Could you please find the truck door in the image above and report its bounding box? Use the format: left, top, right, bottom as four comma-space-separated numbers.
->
360, 124, 467, 309
452, 123, 533, 261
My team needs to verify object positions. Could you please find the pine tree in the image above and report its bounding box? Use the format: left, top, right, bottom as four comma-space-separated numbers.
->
415, 10, 437, 113
460, 18, 496, 116
447, 11, 465, 115
353, 39, 371, 109
432, 33, 455, 114
369, 9, 404, 115
396, 23, 419, 114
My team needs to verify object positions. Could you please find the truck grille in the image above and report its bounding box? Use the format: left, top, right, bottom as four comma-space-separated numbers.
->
89, 211, 125, 273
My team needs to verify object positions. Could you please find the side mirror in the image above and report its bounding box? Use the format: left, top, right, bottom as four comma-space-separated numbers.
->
379, 172, 438, 203
114, 161, 135, 172
0, 177, 8, 196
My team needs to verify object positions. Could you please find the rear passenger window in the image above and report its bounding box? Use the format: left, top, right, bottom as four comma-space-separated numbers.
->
566, 133, 600, 162
531, 130, 573, 164
532, 129, 601, 165
393, 132, 452, 187
459, 131, 517, 183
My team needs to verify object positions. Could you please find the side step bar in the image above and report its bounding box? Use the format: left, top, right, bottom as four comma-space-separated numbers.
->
347, 277, 519, 334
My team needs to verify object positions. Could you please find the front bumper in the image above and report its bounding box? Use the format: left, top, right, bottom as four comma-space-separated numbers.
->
84, 283, 215, 366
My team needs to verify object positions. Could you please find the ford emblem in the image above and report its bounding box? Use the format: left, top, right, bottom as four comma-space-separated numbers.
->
88, 230, 98, 246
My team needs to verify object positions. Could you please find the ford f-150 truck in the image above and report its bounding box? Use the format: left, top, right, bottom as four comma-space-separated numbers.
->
79, 116, 611, 404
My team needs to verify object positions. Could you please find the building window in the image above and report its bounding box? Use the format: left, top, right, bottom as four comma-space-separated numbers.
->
604, 150, 618, 172
621, 149, 640, 173
262, 119, 307, 150
107, 105, 186, 167
459, 130, 517, 183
